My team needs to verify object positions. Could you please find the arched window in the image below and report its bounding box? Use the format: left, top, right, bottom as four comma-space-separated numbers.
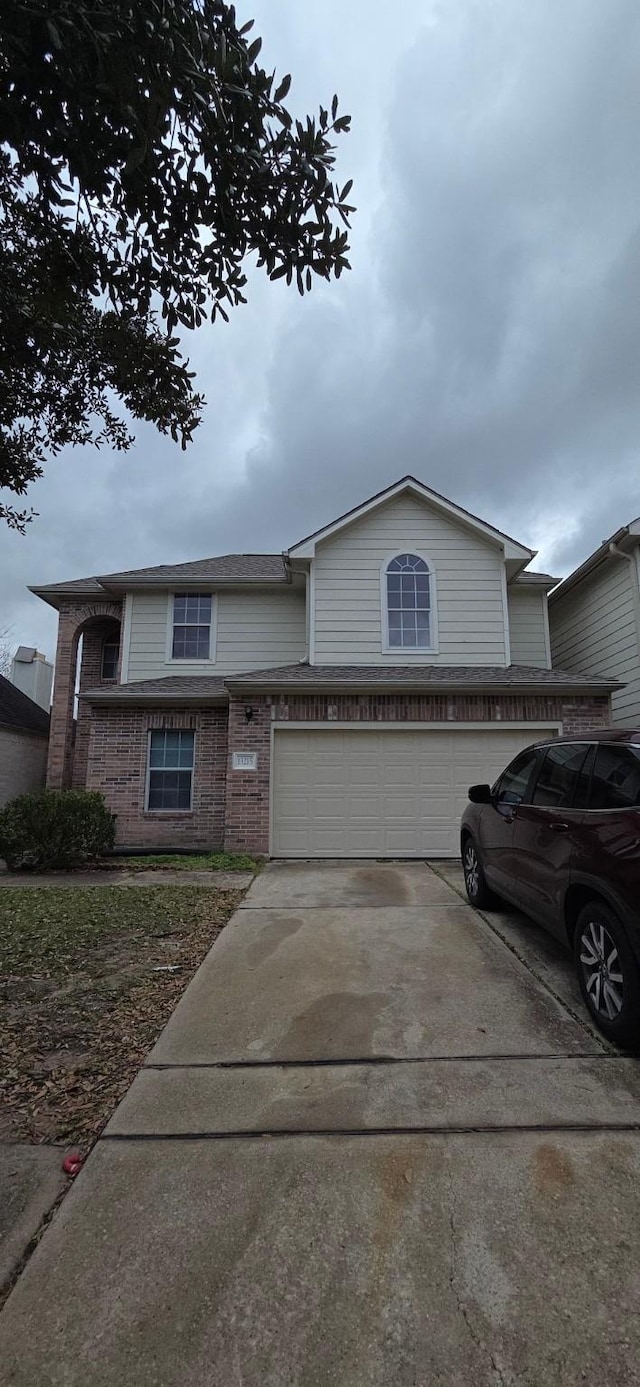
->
101, 633, 120, 680
384, 553, 433, 651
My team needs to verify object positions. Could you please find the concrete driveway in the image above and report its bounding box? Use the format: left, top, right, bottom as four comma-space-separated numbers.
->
3, 861, 640, 1386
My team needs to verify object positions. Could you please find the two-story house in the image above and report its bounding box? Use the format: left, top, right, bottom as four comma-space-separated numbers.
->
549, 518, 640, 726
33, 477, 616, 857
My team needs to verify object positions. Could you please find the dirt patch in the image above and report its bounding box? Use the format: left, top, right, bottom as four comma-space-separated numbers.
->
245, 915, 303, 967
353, 868, 410, 906
534, 1142, 576, 1196
278, 991, 390, 1058
0, 884, 243, 1148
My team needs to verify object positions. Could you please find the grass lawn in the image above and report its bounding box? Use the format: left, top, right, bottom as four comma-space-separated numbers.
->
101, 851, 259, 872
0, 883, 243, 1148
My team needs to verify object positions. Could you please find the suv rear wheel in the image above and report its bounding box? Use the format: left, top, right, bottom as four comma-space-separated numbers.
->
462, 836, 495, 909
574, 901, 640, 1049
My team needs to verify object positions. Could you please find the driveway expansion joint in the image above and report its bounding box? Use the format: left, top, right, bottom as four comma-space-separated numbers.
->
143, 1051, 628, 1070
100, 1120, 640, 1142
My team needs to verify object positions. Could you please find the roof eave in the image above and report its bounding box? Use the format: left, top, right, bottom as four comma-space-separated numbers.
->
513, 573, 559, 589
28, 586, 99, 609
96, 575, 289, 592
549, 521, 640, 606
80, 689, 229, 706
226, 677, 620, 696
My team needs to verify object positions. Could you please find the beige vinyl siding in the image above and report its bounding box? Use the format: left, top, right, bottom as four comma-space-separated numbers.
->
549, 557, 640, 724
0, 729, 48, 806
126, 588, 306, 681
312, 492, 507, 665
507, 587, 550, 668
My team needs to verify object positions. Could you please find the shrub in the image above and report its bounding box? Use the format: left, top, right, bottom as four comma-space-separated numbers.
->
0, 790, 116, 871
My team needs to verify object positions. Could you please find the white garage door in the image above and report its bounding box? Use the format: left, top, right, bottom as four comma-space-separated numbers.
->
272, 726, 557, 858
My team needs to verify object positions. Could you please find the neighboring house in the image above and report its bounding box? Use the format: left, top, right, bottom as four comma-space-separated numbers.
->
0, 674, 50, 807
549, 519, 640, 727
31, 477, 617, 858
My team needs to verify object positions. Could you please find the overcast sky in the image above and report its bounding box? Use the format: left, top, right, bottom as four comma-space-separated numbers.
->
4, 0, 640, 660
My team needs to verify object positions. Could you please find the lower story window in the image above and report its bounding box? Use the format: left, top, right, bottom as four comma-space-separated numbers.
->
147, 730, 195, 810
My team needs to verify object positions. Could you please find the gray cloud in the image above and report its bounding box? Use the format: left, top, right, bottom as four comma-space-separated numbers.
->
3, 0, 640, 658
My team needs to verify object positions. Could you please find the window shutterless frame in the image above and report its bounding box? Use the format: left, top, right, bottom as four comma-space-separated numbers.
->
145, 729, 195, 812
165, 592, 217, 663
101, 634, 119, 680
380, 552, 438, 655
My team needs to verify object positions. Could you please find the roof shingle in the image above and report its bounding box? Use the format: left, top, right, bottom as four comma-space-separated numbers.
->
224, 662, 620, 692
81, 676, 228, 703
97, 554, 287, 584
0, 675, 50, 735
80, 664, 622, 699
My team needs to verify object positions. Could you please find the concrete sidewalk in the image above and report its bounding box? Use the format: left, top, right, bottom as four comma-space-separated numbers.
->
2, 861, 640, 1386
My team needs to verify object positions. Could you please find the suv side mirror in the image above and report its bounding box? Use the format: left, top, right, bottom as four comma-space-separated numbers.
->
468, 783, 492, 804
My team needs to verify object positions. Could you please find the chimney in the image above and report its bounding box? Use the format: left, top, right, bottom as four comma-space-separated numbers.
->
11, 647, 54, 711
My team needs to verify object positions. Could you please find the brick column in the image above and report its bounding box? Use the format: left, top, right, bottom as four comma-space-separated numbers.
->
47, 600, 122, 790
73, 621, 119, 789
224, 697, 272, 854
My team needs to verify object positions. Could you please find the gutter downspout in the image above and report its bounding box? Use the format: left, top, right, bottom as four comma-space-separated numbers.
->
608, 541, 640, 679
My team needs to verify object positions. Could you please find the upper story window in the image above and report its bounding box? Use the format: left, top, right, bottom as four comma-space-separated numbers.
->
172, 593, 212, 660
384, 553, 434, 651
101, 633, 119, 680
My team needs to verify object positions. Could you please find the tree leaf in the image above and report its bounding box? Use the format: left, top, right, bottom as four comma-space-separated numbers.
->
273, 73, 291, 103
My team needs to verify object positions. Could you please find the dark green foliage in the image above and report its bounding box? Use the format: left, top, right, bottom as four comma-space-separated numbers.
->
0, 790, 116, 870
0, 1, 354, 529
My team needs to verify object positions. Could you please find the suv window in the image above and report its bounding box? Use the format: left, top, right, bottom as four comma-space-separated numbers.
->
531, 743, 589, 809
589, 744, 640, 810
494, 748, 540, 805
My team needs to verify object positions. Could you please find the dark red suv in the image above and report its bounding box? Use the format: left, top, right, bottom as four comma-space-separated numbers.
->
460, 730, 640, 1047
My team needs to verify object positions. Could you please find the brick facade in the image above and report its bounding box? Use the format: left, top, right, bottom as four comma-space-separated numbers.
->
86, 705, 228, 850
71, 689, 610, 853
47, 599, 122, 791
222, 691, 611, 855
224, 699, 273, 854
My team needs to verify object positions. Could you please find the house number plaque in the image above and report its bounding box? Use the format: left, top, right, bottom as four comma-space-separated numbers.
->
232, 751, 258, 771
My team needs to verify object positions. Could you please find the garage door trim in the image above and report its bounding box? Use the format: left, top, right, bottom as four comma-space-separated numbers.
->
269, 720, 562, 857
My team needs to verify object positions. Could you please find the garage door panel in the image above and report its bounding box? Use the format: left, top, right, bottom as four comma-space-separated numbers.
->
272, 726, 556, 857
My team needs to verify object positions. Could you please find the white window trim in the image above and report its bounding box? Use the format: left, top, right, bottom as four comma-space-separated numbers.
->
144, 728, 196, 813
379, 552, 439, 656
120, 593, 132, 682
164, 592, 217, 665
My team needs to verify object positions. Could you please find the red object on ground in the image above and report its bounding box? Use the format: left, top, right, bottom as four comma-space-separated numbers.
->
62, 1151, 83, 1177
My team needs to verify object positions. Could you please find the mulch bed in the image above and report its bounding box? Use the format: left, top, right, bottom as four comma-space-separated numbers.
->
0, 884, 242, 1150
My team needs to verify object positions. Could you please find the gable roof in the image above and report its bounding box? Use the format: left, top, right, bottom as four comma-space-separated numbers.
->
31, 477, 537, 610
0, 674, 50, 735
288, 476, 536, 564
